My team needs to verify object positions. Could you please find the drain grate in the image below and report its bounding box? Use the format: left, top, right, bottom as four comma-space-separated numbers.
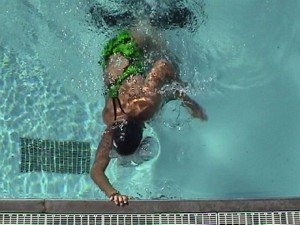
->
1, 212, 300, 224
0, 213, 217, 225
20, 137, 91, 174
218, 211, 300, 225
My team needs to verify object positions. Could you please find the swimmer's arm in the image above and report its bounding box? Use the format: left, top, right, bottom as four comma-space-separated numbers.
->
91, 127, 129, 206
91, 128, 117, 197
172, 90, 208, 121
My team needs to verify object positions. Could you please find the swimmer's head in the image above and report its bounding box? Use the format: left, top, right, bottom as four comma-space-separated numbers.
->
112, 119, 144, 155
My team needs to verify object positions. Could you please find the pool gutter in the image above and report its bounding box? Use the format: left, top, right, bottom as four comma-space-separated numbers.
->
0, 198, 300, 213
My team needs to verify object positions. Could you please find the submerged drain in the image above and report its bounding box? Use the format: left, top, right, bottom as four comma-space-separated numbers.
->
20, 137, 91, 174
0, 213, 217, 225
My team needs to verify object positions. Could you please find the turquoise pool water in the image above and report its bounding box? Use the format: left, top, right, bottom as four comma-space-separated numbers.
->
0, 0, 300, 200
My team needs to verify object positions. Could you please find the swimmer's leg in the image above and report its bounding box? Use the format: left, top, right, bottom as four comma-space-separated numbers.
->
149, 1, 195, 29
89, 4, 135, 28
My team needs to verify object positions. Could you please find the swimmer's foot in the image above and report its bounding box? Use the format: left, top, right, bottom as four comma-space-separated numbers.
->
89, 2, 198, 31
149, 7, 195, 30
89, 4, 135, 28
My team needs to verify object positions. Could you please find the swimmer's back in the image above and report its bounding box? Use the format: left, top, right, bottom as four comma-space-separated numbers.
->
102, 29, 176, 125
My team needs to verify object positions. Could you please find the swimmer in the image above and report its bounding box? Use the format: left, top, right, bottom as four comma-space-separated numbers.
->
90, 2, 207, 207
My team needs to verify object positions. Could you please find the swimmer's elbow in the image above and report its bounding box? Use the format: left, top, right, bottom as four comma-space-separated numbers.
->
90, 164, 98, 181
91, 163, 102, 180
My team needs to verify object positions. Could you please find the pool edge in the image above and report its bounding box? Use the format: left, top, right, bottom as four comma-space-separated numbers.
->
0, 198, 300, 213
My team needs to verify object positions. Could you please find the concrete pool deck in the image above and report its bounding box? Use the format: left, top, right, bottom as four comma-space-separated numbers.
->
0, 198, 300, 213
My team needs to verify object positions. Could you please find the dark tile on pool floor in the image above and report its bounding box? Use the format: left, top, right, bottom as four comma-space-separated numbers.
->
19, 137, 91, 174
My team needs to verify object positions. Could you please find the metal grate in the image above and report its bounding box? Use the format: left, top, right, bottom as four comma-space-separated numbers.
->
0, 213, 217, 225
20, 137, 91, 174
218, 211, 300, 225
1, 212, 300, 225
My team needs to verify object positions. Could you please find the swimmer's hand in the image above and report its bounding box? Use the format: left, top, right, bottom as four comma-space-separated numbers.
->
175, 90, 208, 121
181, 97, 208, 121
191, 104, 208, 121
109, 192, 129, 206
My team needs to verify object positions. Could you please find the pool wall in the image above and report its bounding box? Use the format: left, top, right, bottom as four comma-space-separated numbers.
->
1, 198, 300, 213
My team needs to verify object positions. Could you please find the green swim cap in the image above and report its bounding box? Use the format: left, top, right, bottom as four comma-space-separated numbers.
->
101, 31, 144, 98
